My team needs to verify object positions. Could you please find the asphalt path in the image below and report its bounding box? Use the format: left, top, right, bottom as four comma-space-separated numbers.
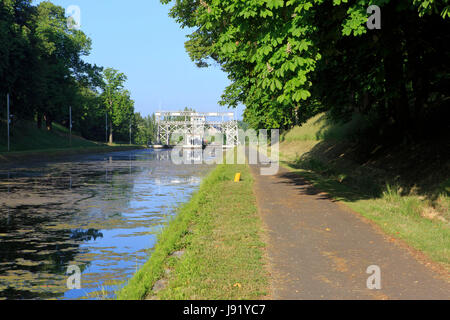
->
250, 164, 450, 300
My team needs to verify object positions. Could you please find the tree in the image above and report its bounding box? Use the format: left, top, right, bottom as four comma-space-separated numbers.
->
1, 1, 132, 146
134, 113, 157, 145
0, 0, 35, 121
32, 1, 95, 130
101, 67, 129, 143
112, 89, 135, 142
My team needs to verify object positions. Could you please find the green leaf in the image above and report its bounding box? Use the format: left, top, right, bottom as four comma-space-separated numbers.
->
277, 94, 286, 103
265, 0, 284, 10
261, 9, 273, 18
299, 89, 311, 100
275, 79, 283, 90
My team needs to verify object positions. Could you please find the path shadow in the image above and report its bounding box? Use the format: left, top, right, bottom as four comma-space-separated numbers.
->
278, 136, 450, 204
275, 168, 371, 203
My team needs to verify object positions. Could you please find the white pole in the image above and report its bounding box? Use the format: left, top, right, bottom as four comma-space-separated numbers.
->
157, 114, 160, 144
69, 106, 72, 146
129, 118, 132, 145
7, 93, 10, 152
105, 112, 108, 143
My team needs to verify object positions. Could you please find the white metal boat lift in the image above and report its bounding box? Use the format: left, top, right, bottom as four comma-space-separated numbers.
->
155, 111, 238, 148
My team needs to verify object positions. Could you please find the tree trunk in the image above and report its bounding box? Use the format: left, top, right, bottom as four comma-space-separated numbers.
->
44, 113, 52, 131
382, 3, 410, 138
109, 119, 113, 144
108, 101, 113, 144
37, 112, 42, 129
404, 17, 429, 139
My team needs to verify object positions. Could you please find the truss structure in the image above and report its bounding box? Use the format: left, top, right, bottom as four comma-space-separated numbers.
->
155, 111, 238, 147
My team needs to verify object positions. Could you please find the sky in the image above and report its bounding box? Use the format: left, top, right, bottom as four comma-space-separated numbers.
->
33, 0, 245, 119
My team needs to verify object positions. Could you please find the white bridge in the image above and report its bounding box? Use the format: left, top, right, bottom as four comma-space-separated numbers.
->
155, 111, 239, 148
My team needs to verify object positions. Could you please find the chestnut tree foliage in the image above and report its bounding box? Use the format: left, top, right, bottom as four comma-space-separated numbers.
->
162, 0, 449, 139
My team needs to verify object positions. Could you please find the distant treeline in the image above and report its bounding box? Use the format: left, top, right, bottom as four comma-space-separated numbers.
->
163, 0, 450, 142
0, 0, 156, 145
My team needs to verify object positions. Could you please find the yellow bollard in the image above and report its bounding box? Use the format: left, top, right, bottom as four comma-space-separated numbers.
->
234, 173, 241, 182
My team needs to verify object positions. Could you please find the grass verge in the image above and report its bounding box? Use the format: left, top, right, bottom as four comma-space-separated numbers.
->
116, 163, 268, 300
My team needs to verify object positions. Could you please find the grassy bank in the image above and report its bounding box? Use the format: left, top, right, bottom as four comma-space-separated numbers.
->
0, 120, 100, 152
117, 163, 268, 300
0, 120, 144, 163
279, 113, 449, 271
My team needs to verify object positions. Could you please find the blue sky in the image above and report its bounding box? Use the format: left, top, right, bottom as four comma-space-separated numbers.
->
33, 0, 244, 119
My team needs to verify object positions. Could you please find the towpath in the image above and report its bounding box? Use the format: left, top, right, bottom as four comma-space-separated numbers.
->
249, 164, 450, 299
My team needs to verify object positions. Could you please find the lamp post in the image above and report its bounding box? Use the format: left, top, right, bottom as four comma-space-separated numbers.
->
7, 93, 10, 152
69, 106, 72, 146
105, 112, 108, 143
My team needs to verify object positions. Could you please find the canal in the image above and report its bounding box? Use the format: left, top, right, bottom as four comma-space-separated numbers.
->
0, 149, 213, 299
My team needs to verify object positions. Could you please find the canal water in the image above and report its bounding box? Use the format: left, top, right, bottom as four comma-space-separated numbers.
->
0, 149, 213, 299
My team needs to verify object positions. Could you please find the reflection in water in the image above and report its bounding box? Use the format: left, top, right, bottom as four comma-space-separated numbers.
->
0, 149, 212, 299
